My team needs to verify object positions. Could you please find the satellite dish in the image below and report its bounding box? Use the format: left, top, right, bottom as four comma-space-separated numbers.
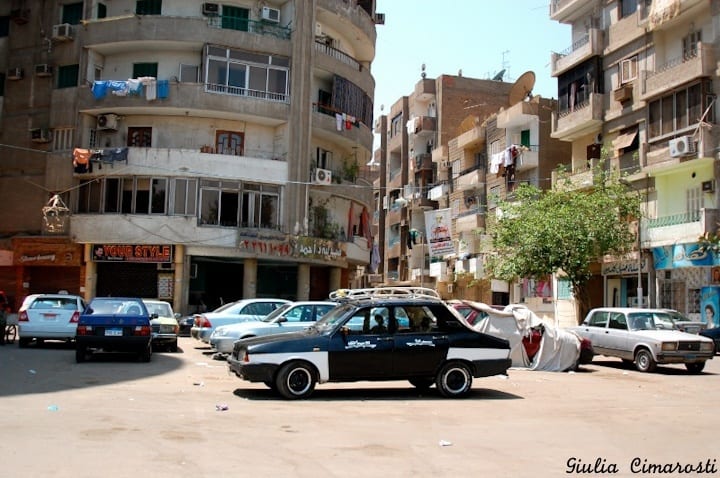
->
508, 71, 536, 106
492, 69, 506, 81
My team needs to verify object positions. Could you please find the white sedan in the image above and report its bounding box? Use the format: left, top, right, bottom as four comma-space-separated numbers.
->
18, 293, 87, 347
209, 301, 336, 354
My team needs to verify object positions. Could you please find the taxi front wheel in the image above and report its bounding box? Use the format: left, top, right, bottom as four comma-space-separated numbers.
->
275, 361, 317, 400
435, 361, 473, 398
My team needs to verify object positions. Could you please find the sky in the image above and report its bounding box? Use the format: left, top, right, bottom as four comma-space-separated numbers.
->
371, 0, 571, 149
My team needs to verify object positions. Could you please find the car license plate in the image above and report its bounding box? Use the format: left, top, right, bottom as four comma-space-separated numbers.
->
685, 354, 696, 360
105, 328, 123, 337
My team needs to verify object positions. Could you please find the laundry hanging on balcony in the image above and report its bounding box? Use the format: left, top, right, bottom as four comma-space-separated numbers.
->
72, 147, 129, 172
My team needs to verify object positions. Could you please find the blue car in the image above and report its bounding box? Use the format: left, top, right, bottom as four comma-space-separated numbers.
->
75, 297, 153, 362
699, 327, 720, 354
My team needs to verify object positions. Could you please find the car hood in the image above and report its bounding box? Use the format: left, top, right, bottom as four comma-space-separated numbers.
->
213, 321, 276, 336
234, 330, 316, 349
631, 329, 713, 342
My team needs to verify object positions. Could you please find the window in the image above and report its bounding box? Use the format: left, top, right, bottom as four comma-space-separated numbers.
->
215, 131, 244, 156
647, 81, 714, 140
133, 63, 158, 78
391, 114, 403, 137
687, 187, 701, 218
588, 311, 608, 327
57, 64, 79, 89
97, 3, 107, 19
136, 0, 162, 15
171, 178, 197, 216
179, 64, 199, 82
620, 0, 637, 18
151, 178, 167, 214
52, 128, 74, 151
682, 30, 701, 59
316, 148, 332, 169
557, 278, 573, 300
62, 2, 83, 24
128, 127, 152, 147
0, 16, 9, 37
205, 45, 289, 101
221, 5, 249, 31
520, 130, 530, 147
200, 180, 278, 229
619, 56, 637, 84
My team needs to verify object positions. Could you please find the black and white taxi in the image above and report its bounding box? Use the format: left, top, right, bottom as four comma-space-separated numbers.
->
228, 287, 512, 399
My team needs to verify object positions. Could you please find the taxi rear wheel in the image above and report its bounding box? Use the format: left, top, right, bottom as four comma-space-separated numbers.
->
275, 361, 316, 400
435, 361, 473, 398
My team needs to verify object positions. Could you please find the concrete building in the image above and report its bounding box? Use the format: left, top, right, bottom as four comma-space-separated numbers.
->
550, 0, 720, 323
372, 74, 515, 288
0, 0, 381, 314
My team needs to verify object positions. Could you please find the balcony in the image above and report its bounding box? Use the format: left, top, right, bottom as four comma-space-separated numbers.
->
455, 212, 482, 235
516, 147, 539, 172
414, 78, 436, 101
345, 235, 371, 264
552, 157, 605, 191
413, 153, 433, 172
408, 116, 436, 138
431, 144, 448, 164
641, 209, 718, 248
641, 43, 715, 101
74, 147, 287, 183
455, 169, 482, 191
647, 0, 707, 31
497, 101, 537, 129
551, 93, 604, 141
606, 11, 646, 53
456, 125, 484, 150
551, 29, 604, 77
549, 0, 596, 23
387, 239, 401, 259
409, 195, 436, 211
312, 105, 374, 151
386, 206, 403, 226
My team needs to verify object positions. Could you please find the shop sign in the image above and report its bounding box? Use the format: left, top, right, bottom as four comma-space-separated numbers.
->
92, 244, 173, 263
652, 243, 718, 270
237, 236, 344, 261
12, 239, 81, 266
602, 257, 649, 275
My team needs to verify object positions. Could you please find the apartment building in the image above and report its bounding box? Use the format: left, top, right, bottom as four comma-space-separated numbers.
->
0, 0, 381, 314
550, 0, 720, 322
373, 73, 516, 288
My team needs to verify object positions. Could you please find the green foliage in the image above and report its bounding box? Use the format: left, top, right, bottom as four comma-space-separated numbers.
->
486, 162, 641, 298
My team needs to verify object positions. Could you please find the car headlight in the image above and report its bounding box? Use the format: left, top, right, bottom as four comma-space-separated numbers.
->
215, 328, 228, 337
661, 342, 678, 351
700, 342, 714, 352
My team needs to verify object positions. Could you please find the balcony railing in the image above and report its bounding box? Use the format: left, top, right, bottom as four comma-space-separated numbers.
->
642, 43, 715, 100
208, 16, 291, 40
641, 208, 718, 247
205, 83, 289, 103
315, 39, 362, 71
551, 29, 604, 77
646, 211, 701, 228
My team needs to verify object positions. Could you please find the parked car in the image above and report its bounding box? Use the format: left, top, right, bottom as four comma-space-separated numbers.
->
142, 299, 180, 352
454, 301, 593, 371
177, 315, 195, 337
75, 297, 153, 363
191, 298, 291, 343
17, 293, 86, 347
571, 308, 714, 373
210, 301, 337, 355
699, 327, 720, 354
228, 287, 512, 399
661, 309, 706, 334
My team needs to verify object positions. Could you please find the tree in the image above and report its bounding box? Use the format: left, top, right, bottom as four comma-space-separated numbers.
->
486, 163, 641, 323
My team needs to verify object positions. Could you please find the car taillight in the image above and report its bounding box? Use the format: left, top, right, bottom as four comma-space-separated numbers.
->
77, 325, 92, 335
18, 311, 29, 322
69, 311, 80, 323
242, 351, 250, 362
196, 316, 212, 328
134, 325, 152, 336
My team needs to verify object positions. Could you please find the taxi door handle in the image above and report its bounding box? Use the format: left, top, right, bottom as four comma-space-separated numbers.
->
433, 335, 449, 340
378, 337, 393, 342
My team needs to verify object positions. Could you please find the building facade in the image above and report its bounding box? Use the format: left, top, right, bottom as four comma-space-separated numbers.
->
550, 0, 720, 323
0, 0, 381, 314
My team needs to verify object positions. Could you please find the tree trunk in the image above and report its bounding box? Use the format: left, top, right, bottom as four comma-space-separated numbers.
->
573, 281, 590, 325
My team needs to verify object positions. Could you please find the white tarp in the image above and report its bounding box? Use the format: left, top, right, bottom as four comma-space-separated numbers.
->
466, 301, 581, 372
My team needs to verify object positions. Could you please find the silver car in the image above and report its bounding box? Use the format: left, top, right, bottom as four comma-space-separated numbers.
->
190, 298, 291, 343
572, 307, 714, 373
209, 301, 337, 354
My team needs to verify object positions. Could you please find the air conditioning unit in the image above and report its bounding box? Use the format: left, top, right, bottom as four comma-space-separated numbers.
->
702, 180, 715, 193
314, 168, 332, 185
669, 136, 696, 158
613, 84, 633, 103
30, 128, 52, 143
202, 2, 219, 16
7, 67, 23, 80
441, 160, 451, 169
261, 6, 280, 23
34, 64, 52, 77
52, 23, 74, 41
374, 13, 385, 25
97, 114, 119, 131
315, 22, 323, 36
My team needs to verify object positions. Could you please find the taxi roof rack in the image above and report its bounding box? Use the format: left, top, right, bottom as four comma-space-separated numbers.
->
329, 286, 441, 302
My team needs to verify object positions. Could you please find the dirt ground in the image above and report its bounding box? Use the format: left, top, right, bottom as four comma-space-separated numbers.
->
0, 336, 718, 478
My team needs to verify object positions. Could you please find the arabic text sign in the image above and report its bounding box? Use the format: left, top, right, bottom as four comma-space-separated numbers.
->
424, 208, 454, 258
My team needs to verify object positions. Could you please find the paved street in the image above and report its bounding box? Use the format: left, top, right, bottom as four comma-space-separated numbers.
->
0, 337, 718, 478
